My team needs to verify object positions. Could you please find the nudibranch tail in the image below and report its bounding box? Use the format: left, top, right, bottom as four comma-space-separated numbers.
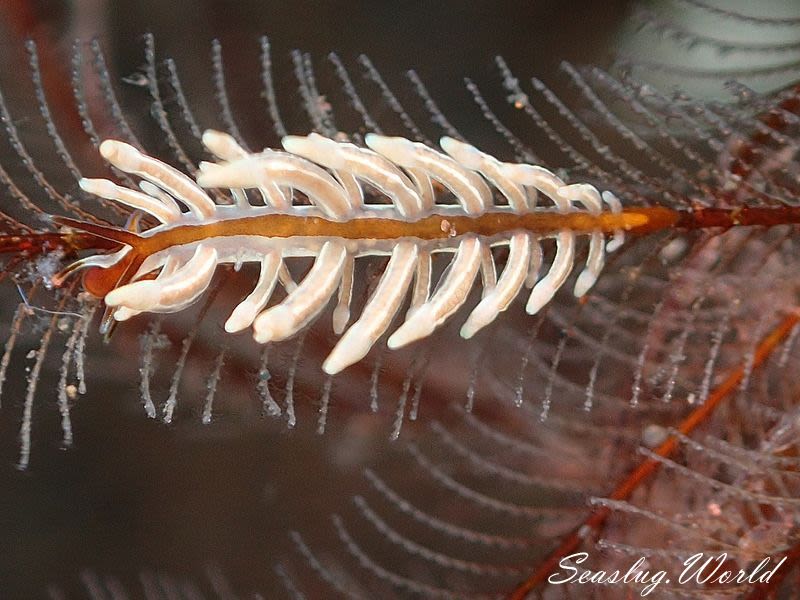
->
52, 129, 661, 374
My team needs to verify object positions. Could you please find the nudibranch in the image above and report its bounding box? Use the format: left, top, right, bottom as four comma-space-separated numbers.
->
53, 131, 677, 374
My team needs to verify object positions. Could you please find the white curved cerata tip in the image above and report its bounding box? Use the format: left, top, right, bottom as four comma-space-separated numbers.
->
322, 323, 372, 374
557, 183, 602, 213
78, 177, 116, 198
225, 303, 260, 333
105, 280, 160, 310
364, 134, 418, 165
459, 302, 493, 340
225, 254, 281, 333
195, 160, 249, 188
80, 177, 180, 224
573, 269, 598, 298
202, 130, 246, 161
252, 305, 293, 343
99, 140, 142, 172
331, 304, 351, 336
439, 136, 483, 170
282, 133, 345, 170
387, 305, 436, 349
112, 306, 141, 322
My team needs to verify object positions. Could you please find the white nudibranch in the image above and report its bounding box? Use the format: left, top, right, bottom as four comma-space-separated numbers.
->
63, 131, 626, 374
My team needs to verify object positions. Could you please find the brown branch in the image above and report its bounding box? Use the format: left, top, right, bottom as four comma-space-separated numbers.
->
509, 310, 800, 600
0, 231, 117, 256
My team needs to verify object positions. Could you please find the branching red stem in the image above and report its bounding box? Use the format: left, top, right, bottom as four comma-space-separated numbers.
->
509, 311, 800, 600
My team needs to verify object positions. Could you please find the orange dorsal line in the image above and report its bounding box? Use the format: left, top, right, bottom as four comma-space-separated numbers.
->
47, 203, 800, 299
51, 206, 679, 253
50, 204, 800, 259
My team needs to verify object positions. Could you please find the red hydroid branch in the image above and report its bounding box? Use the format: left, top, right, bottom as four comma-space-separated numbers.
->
509, 310, 800, 600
